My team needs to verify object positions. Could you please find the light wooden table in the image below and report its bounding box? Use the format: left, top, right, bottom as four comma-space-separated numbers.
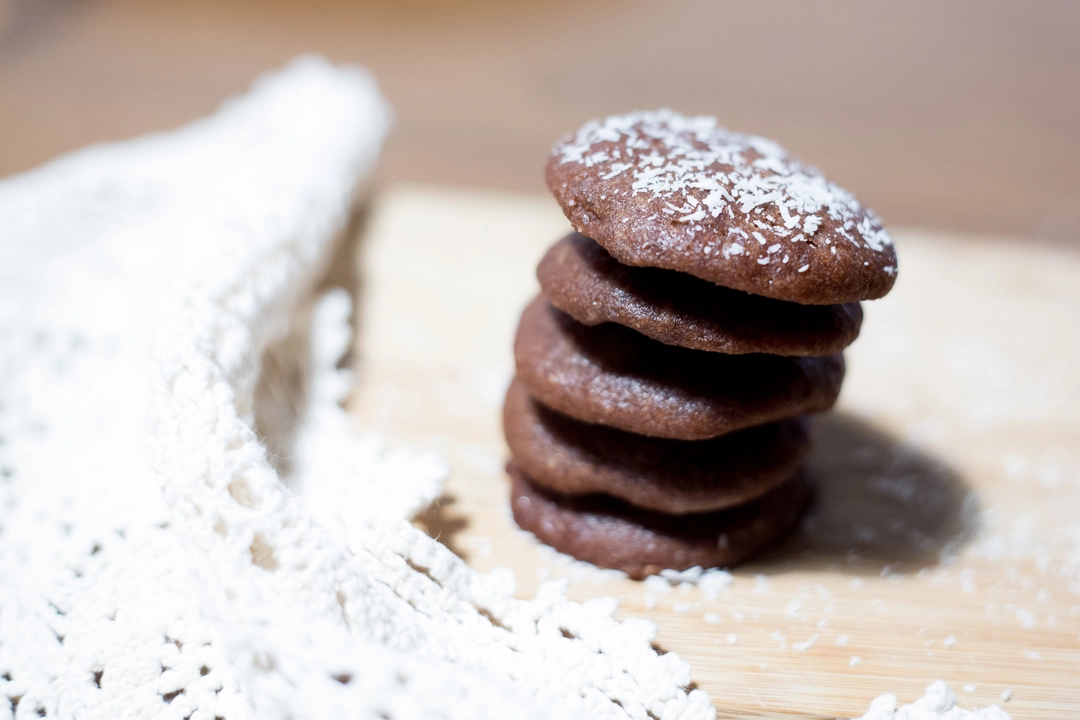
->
347, 185, 1080, 719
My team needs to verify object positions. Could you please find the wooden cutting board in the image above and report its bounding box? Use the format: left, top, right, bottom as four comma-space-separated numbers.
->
346, 185, 1080, 719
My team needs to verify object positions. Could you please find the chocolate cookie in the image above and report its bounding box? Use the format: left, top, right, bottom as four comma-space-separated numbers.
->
538, 233, 863, 356
509, 462, 813, 578
514, 295, 845, 439
545, 110, 897, 305
503, 378, 809, 513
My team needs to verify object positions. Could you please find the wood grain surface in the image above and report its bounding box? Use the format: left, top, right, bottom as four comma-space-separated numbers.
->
1, 0, 1079, 244
346, 185, 1080, 719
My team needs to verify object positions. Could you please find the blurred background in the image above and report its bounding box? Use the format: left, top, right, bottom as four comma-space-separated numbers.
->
1, 0, 1078, 244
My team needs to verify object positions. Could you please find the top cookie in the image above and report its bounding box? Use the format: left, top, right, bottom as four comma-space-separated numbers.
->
546, 110, 897, 305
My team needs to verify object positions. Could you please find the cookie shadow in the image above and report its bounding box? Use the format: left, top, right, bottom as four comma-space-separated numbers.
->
753, 411, 978, 574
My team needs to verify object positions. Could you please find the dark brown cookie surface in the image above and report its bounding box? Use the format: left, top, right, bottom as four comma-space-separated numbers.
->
509, 462, 813, 578
513, 295, 845, 439
545, 110, 897, 305
503, 378, 809, 514
539, 233, 863, 356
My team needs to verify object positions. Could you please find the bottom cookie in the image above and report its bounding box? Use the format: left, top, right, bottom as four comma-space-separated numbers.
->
509, 462, 812, 579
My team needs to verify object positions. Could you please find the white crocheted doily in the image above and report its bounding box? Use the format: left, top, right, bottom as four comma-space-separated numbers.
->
0, 57, 712, 720
0, 56, 1007, 720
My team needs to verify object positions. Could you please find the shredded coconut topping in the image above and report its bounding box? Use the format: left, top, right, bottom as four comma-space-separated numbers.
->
555, 109, 892, 257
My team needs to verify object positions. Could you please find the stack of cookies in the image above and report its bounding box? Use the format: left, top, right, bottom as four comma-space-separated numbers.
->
505, 110, 897, 579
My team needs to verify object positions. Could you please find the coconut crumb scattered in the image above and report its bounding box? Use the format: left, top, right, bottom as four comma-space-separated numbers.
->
644, 575, 673, 594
